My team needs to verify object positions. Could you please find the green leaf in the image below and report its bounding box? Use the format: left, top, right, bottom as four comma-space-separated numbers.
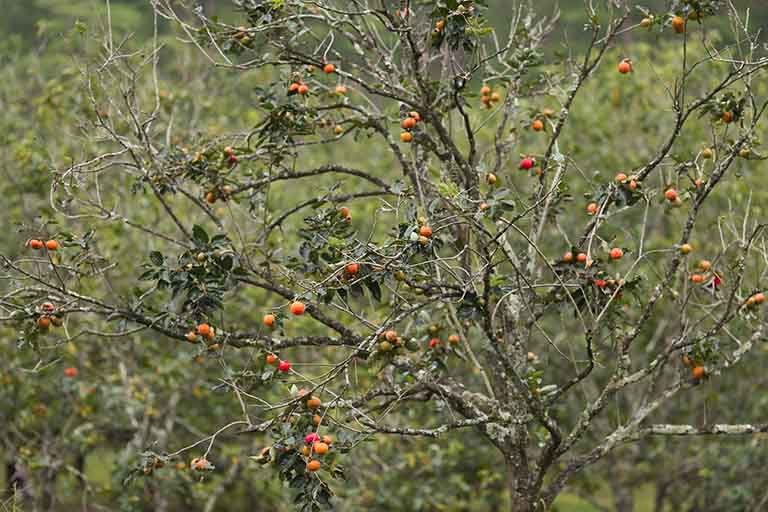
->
192, 224, 209, 245
149, 251, 164, 266
365, 280, 382, 302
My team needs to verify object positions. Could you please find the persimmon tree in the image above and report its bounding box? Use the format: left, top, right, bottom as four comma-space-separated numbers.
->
3, 0, 768, 510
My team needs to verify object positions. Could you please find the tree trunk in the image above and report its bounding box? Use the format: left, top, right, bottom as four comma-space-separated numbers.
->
38, 466, 58, 511
75, 451, 87, 490
611, 479, 634, 512
6, 460, 30, 499
507, 457, 532, 512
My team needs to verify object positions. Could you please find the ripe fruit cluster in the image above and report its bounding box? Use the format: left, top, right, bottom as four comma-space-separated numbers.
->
301, 417, 334, 473
379, 328, 403, 352
563, 251, 589, 265
480, 85, 501, 108
289, 81, 310, 96
690, 260, 713, 284
28, 239, 59, 251
416, 221, 433, 246
400, 111, 421, 143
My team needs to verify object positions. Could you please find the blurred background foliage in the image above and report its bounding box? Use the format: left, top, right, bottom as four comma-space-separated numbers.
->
1, 1, 768, 511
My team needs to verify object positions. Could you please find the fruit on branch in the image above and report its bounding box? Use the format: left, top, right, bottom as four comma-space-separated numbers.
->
754, 292, 766, 304
480, 85, 491, 96
617, 59, 632, 74
665, 188, 678, 202
671, 15, 685, 33
186, 332, 198, 343
576, 253, 588, 264
702, 147, 713, 159
334, 84, 347, 95
205, 191, 217, 204
278, 360, 291, 372
312, 414, 322, 426
680, 243, 693, 254
628, 179, 638, 191
586, 202, 598, 215
37, 316, 51, 329
298, 84, 309, 95
682, 355, 693, 367
313, 442, 329, 455
640, 17, 652, 28
698, 260, 712, 271
338, 206, 351, 221
190, 458, 209, 471
419, 225, 433, 238
64, 367, 78, 378
401, 117, 416, 130
45, 240, 59, 251
266, 354, 278, 365
595, 279, 607, 288
690, 273, 704, 284
323, 63, 335, 74
531, 119, 544, 131
609, 248, 623, 260
519, 157, 534, 170
289, 82, 300, 93
563, 251, 574, 263
306, 396, 321, 409
290, 301, 306, 315
429, 338, 440, 348
263, 314, 276, 328
542, 107, 556, 117
721, 111, 733, 123
305, 432, 320, 444
486, 173, 497, 185
448, 334, 460, 344
41, 302, 55, 312
383, 330, 398, 342
400, 132, 413, 143
345, 262, 359, 275
615, 173, 628, 182
223, 146, 234, 156
307, 459, 321, 472
739, 147, 751, 158
490, 91, 501, 103
197, 323, 212, 336
28, 239, 44, 250
691, 366, 705, 379
334, 125, 343, 135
